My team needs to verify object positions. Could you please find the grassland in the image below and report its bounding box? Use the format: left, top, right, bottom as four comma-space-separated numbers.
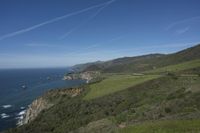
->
84, 59, 200, 100
4, 45, 200, 133
145, 59, 200, 74
119, 120, 200, 133
84, 74, 160, 100
7, 75, 200, 133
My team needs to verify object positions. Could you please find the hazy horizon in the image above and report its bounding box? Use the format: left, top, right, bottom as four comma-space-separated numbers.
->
0, 43, 199, 69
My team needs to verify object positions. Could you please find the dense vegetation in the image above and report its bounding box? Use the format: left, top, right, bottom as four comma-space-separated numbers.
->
4, 44, 200, 133
119, 120, 200, 133
5, 72, 200, 133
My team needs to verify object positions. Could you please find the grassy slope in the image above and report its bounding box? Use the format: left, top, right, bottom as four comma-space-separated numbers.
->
6, 74, 200, 133
84, 75, 160, 100
84, 59, 200, 100
82, 44, 200, 73
145, 59, 200, 74
3, 45, 200, 133
119, 120, 200, 133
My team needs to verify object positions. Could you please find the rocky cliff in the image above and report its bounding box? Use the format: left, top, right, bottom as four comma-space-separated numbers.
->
63, 71, 101, 83
18, 97, 53, 126
18, 88, 83, 126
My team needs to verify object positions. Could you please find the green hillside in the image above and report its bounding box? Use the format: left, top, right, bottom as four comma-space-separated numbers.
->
84, 74, 160, 100
119, 120, 200, 133
4, 44, 200, 133
80, 44, 200, 73
6, 71, 200, 133
145, 59, 200, 74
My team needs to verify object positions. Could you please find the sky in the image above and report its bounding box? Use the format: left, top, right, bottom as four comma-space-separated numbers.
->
0, 0, 200, 68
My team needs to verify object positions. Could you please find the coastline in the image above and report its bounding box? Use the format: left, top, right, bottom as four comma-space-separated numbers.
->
17, 97, 53, 126
17, 71, 98, 126
18, 87, 84, 126
0, 68, 86, 132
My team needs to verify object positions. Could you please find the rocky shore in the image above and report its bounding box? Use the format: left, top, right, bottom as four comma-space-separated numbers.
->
17, 97, 53, 126
18, 88, 83, 126
63, 71, 101, 83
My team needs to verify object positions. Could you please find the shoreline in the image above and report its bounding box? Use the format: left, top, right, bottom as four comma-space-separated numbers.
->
18, 87, 84, 126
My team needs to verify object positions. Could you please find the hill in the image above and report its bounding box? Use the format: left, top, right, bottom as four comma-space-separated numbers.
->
78, 44, 200, 73
4, 44, 200, 133
5, 70, 200, 133
71, 61, 103, 72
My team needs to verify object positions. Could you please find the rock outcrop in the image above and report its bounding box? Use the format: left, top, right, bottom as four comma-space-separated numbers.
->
63, 71, 101, 83
19, 88, 83, 126
18, 97, 53, 126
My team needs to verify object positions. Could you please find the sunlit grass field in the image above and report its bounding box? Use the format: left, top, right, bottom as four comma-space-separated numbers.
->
84, 74, 160, 100
145, 59, 200, 74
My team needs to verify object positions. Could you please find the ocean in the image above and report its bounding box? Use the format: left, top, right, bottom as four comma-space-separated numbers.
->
0, 68, 85, 132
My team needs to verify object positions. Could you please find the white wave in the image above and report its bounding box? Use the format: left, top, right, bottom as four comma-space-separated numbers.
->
15, 115, 23, 120
16, 110, 26, 126
20, 107, 25, 110
1, 113, 10, 119
18, 110, 26, 116
16, 111, 25, 126
2, 104, 12, 108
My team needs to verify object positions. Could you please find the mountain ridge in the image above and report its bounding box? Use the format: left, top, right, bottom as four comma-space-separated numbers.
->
73, 44, 200, 73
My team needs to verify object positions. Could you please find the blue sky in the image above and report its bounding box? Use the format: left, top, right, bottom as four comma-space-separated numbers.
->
0, 0, 200, 68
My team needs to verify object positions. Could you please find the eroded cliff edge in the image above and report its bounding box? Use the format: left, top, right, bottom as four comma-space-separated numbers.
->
63, 71, 101, 83
18, 88, 83, 126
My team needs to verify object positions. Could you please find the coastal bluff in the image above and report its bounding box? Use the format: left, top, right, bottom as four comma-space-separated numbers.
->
19, 88, 83, 126
63, 71, 101, 83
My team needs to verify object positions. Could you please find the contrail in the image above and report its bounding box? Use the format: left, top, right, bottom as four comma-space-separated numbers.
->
0, 0, 115, 41
166, 16, 200, 30
60, 0, 116, 39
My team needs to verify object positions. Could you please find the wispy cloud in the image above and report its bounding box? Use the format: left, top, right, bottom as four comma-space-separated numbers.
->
85, 41, 200, 56
60, 0, 116, 39
175, 26, 190, 35
165, 16, 200, 35
0, 0, 114, 41
166, 16, 200, 30
143, 42, 199, 49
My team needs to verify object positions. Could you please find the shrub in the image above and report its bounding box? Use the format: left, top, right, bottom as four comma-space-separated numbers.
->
167, 72, 178, 80
165, 107, 172, 113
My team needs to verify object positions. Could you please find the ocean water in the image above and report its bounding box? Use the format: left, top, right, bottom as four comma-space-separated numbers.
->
0, 68, 85, 132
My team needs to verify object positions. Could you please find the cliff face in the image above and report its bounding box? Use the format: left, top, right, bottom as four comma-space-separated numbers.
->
19, 88, 83, 126
18, 97, 53, 126
63, 71, 100, 83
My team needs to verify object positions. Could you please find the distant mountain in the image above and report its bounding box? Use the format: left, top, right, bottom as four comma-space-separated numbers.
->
71, 61, 104, 72
78, 44, 200, 73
